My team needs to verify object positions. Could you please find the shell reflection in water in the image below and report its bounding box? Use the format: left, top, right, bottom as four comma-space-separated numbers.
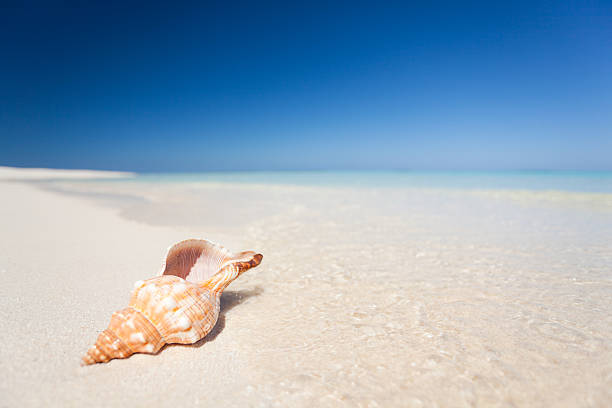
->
82, 239, 263, 365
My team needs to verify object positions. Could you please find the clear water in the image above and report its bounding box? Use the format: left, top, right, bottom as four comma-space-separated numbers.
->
101, 170, 612, 193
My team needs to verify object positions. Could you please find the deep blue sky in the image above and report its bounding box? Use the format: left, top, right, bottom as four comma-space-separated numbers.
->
1, 1, 611, 171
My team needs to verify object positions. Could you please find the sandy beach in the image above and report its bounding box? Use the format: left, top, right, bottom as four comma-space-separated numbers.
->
1, 167, 611, 407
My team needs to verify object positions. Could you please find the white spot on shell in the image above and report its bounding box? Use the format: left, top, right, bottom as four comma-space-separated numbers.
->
172, 283, 187, 294
133, 280, 145, 290
126, 319, 135, 329
161, 296, 177, 311
176, 315, 191, 331
130, 332, 145, 344
143, 344, 154, 353
186, 329, 200, 342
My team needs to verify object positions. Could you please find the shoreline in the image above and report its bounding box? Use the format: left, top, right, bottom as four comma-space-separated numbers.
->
0, 166, 133, 181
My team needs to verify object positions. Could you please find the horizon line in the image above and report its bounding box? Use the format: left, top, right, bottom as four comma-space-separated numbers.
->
3, 165, 612, 174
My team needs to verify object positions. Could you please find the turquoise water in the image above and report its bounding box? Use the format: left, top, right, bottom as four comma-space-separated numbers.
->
102, 171, 612, 193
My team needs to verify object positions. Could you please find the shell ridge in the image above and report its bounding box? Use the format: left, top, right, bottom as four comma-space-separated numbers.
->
202, 253, 263, 294
103, 328, 134, 356
170, 288, 217, 343
127, 305, 167, 345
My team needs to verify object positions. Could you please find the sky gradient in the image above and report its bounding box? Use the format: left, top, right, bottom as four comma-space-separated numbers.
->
1, 1, 611, 171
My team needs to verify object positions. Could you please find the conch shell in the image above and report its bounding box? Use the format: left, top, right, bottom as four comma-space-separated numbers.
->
82, 239, 262, 365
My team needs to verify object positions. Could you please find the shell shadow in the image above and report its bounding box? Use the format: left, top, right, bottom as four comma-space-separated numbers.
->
162, 286, 264, 351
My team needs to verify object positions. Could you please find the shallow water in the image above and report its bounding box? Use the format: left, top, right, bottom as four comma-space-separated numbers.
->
47, 175, 612, 406
89, 169, 612, 193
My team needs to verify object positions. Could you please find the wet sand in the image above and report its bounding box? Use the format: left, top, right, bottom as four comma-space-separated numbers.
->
1, 168, 611, 407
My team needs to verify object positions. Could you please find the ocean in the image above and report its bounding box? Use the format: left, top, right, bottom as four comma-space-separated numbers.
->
88, 170, 612, 193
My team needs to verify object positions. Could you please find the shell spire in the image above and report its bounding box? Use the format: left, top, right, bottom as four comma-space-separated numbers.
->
82, 239, 262, 365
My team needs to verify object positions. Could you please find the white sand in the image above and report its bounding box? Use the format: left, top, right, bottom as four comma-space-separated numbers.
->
0, 166, 132, 180
1, 168, 611, 407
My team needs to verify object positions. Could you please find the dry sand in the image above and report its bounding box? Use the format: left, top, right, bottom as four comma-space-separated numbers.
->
0, 166, 133, 180
1, 167, 611, 407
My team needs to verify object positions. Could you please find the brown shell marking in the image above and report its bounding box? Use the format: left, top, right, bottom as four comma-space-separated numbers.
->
82, 239, 262, 365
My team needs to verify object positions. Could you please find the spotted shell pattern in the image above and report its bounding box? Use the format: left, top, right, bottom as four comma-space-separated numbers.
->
82, 239, 262, 365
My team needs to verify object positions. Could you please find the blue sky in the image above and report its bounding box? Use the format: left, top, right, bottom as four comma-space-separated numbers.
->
1, 1, 611, 171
